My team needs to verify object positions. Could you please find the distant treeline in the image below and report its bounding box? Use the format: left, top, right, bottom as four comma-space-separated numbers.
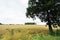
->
0, 23, 3, 25
25, 22, 36, 25
0, 22, 36, 25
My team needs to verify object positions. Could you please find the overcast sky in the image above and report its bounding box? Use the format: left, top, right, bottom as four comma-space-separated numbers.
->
0, 0, 45, 25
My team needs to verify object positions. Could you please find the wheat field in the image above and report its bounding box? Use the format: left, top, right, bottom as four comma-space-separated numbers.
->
0, 25, 60, 40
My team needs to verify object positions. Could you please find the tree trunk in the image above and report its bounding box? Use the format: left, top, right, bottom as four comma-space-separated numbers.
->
47, 10, 53, 35
48, 22, 53, 35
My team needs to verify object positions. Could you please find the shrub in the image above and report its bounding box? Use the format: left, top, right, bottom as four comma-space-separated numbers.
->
25, 22, 36, 25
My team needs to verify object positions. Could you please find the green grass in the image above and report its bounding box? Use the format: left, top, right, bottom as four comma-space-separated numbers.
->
32, 29, 60, 40
32, 34, 60, 40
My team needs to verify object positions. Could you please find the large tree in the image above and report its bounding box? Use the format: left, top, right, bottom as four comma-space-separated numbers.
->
26, 0, 60, 34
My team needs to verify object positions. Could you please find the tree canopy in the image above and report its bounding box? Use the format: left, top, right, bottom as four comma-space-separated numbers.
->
26, 0, 60, 27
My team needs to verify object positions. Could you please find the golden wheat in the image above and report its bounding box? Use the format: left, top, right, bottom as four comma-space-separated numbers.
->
0, 25, 59, 40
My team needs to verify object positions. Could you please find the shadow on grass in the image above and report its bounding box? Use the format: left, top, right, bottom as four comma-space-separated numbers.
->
50, 29, 60, 36
55, 29, 60, 36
